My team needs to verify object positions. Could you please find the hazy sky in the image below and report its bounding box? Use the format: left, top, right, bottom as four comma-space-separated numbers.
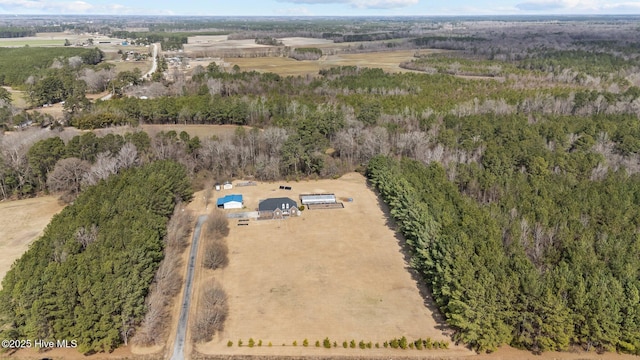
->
1, 0, 639, 16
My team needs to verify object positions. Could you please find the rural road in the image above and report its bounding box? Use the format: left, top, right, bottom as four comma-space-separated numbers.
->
144, 43, 159, 79
100, 43, 159, 101
170, 214, 208, 360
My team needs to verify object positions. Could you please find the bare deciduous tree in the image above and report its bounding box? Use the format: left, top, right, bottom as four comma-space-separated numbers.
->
191, 284, 228, 343
82, 152, 118, 187
75, 224, 98, 249
116, 142, 138, 169
135, 204, 191, 346
47, 157, 90, 197
203, 241, 229, 270
205, 210, 230, 239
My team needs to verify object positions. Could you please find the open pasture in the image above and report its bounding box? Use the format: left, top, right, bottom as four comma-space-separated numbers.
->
0, 196, 65, 288
194, 172, 471, 357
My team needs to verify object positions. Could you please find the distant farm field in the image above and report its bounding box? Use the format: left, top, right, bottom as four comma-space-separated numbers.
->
0, 196, 64, 288
183, 35, 430, 76
0, 39, 65, 47
193, 172, 472, 358
225, 50, 430, 76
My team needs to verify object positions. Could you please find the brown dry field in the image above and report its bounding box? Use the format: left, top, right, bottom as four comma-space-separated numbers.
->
192, 172, 472, 358
2, 86, 28, 108
224, 50, 429, 76
0, 196, 65, 289
187, 35, 333, 49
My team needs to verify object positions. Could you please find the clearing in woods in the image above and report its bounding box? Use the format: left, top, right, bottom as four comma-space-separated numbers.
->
193, 172, 473, 358
0, 196, 65, 288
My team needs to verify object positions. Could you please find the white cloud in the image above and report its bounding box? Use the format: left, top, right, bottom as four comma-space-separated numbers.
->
277, 0, 418, 9
516, 0, 640, 13
0, 0, 173, 14
275, 6, 314, 15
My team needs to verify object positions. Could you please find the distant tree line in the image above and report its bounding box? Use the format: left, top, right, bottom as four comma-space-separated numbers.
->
0, 27, 36, 38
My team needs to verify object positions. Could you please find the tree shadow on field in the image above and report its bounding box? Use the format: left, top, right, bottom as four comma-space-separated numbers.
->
366, 179, 453, 337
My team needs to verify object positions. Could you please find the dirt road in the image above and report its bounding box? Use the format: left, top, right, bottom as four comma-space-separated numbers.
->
170, 214, 207, 360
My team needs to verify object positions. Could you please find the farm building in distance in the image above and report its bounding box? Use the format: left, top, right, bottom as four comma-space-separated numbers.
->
300, 194, 336, 205
258, 197, 300, 219
217, 194, 243, 209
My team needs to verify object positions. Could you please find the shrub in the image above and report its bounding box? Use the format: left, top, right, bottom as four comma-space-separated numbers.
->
409, 342, 414, 349
359, 340, 365, 349
383, 341, 388, 348
375, 342, 380, 348
293, 340, 297, 346
268, 342, 272, 347
390, 339, 399, 349
442, 341, 449, 349
343, 341, 348, 348
425, 338, 432, 349
399, 336, 408, 349
303, 339, 308, 347
227, 340, 233, 347
324, 337, 331, 348
258, 339, 262, 347
333, 341, 337, 348
367, 341, 372, 349
238, 339, 243, 347
433, 340, 440, 349
315, 340, 320, 347
248, 338, 255, 348
350, 339, 356, 348
415, 339, 423, 350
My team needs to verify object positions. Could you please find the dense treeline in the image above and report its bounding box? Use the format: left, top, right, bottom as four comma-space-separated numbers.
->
367, 152, 640, 354
290, 47, 322, 61
0, 130, 151, 199
110, 31, 196, 50
0, 27, 36, 38
0, 47, 103, 88
0, 160, 192, 353
79, 94, 249, 129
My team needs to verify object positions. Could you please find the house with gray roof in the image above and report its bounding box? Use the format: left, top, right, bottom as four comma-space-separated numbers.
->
258, 197, 299, 219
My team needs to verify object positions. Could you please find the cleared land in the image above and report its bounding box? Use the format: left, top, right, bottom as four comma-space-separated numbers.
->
0, 32, 124, 48
225, 50, 429, 76
183, 35, 430, 76
0, 196, 65, 288
193, 172, 471, 357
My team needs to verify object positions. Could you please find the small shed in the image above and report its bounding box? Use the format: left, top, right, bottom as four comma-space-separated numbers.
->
258, 197, 299, 219
300, 193, 336, 205
223, 181, 233, 190
216, 194, 243, 209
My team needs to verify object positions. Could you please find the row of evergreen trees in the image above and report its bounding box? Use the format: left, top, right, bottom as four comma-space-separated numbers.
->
0, 160, 192, 353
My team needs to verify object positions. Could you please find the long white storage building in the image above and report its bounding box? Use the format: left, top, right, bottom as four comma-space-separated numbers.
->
299, 193, 336, 205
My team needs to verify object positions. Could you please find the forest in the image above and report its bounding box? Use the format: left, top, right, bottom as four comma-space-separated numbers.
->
1, 15, 640, 355
0, 47, 103, 88
0, 160, 192, 353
